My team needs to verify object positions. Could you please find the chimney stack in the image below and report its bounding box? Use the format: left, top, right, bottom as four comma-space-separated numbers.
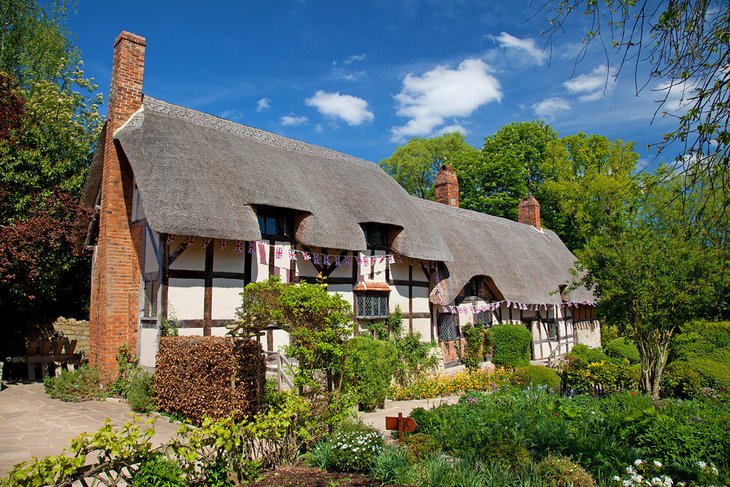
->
518, 195, 541, 231
89, 31, 146, 378
435, 165, 459, 207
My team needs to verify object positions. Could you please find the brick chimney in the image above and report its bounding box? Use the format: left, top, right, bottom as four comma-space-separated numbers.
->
434, 165, 459, 207
89, 31, 146, 378
518, 195, 541, 231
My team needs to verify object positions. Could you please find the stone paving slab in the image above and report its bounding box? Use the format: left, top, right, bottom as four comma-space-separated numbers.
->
0, 383, 179, 476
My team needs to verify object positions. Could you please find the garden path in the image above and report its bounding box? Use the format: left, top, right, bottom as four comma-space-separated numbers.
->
0, 382, 178, 476
358, 395, 461, 434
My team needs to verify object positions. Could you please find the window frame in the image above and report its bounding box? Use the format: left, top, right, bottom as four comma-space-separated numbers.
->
256, 207, 294, 240
361, 223, 388, 249
355, 291, 389, 319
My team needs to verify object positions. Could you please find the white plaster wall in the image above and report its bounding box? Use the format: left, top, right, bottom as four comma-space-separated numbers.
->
296, 254, 318, 277
139, 328, 158, 368
169, 238, 205, 271
177, 327, 204, 336
213, 241, 245, 273
168, 278, 204, 319
412, 317, 431, 341
412, 287, 431, 313
212, 278, 244, 320
389, 262, 409, 281
211, 327, 229, 337
392, 285, 409, 313
272, 329, 290, 350
329, 254, 353, 278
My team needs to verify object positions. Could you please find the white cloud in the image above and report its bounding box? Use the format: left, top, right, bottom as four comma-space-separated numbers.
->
344, 53, 366, 65
280, 114, 308, 126
332, 69, 366, 81
256, 98, 271, 112
315, 124, 323, 133
305, 90, 375, 126
655, 79, 695, 113
437, 124, 468, 136
390, 58, 502, 141
531, 97, 571, 119
495, 32, 547, 65
219, 109, 244, 121
563, 65, 611, 101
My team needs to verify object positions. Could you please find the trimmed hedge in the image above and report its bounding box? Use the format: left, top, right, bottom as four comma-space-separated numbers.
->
511, 365, 561, 391
155, 336, 265, 424
490, 324, 531, 367
604, 337, 640, 364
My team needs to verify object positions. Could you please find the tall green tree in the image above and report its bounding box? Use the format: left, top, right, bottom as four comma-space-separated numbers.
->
578, 160, 728, 399
379, 132, 478, 200
456, 121, 557, 221
0, 1, 101, 335
541, 0, 729, 212
539, 133, 640, 251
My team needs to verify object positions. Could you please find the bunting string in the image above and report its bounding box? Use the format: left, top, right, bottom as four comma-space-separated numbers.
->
441, 300, 596, 315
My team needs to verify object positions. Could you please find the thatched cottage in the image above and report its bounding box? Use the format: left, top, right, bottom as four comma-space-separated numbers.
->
83, 32, 599, 372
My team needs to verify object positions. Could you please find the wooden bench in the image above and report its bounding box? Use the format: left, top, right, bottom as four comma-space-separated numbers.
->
6, 338, 84, 381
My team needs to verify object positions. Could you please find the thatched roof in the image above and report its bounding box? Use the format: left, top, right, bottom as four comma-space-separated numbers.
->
416, 198, 594, 305
83, 97, 452, 261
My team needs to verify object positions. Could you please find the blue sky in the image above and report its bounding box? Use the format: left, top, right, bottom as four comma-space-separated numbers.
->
68, 0, 682, 169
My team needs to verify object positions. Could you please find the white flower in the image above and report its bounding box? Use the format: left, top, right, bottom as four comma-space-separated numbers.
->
697, 461, 707, 469
613, 476, 621, 481
661, 475, 673, 486
651, 477, 663, 486
635, 459, 645, 466
627, 466, 636, 474
653, 460, 663, 468
623, 480, 632, 487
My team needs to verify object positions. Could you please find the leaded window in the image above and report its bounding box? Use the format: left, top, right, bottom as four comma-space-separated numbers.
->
257, 207, 293, 239
355, 292, 389, 319
362, 223, 387, 248
438, 313, 460, 341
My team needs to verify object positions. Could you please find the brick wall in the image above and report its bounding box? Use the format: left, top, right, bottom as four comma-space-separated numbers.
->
434, 165, 459, 207
88, 31, 146, 378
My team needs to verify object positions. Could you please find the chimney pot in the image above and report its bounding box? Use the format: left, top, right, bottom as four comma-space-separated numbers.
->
518, 195, 541, 231
435, 165, 459, 207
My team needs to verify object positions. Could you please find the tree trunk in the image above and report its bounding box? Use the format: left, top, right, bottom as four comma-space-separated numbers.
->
636, 332, 671, 400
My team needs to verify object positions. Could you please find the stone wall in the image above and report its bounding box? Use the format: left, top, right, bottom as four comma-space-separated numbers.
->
53, 317, 90, 355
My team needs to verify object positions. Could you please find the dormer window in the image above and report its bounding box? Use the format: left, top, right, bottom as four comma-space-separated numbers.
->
257, 207, 293, 239
362, 223, 387, 248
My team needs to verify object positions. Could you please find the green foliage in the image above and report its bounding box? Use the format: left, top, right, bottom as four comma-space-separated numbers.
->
457, 121, 556, 221
309, 422, 384, 474
461, 323, 484, 371
411, 387, 730, 480
404, 433, 440, 462
579, 225, 717, 398
370, 446, 414, 485
661, 361, 703, 399
535, 454, 595, 486
510, 365, 561, 391
568, 344, 611, 368
604, 337, 640, 364
4, 417, 157, 486
379, 132, 478, 199
490, 324, 531, 367
561, 355, 639, 396
344, 335, 397, 411
481, 440, 532, 470
127, 369, 155, 413
130, 455, 185, 487
43, 365, 106, 402
0, 1, 102, 325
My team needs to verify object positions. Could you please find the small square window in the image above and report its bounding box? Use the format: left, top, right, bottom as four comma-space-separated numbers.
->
257, 208, 292, 239
355, 293, 389, 319
548, 319, 559, 341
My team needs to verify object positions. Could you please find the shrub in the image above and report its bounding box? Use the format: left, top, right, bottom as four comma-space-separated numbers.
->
661, 361, 703, 399
604, 337, 640, 364
313, 422, 384, 474
491, 324, 532, 367
536, 454, 595, 486
511, 365, 561, 391
43, 365, 106, 402
481, 440, 531, 470
389, 367, 512, 400
131, 455, 185, 487
344, 335, 397, 411
127, 368, 155, 413
404, 433, 440, 462
461, 323, 484, 371
567, 344, 610, 368
155, 336, 265, 424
